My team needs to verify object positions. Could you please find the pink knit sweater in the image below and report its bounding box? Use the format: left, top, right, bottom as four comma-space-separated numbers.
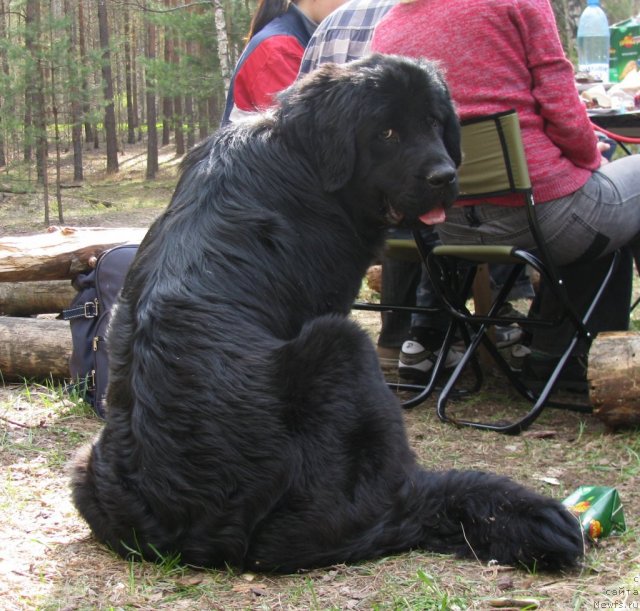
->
372, 0, 601, 205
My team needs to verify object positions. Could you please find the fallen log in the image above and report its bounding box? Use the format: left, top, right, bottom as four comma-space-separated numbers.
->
0, 280, 76, 315
589, 331, 640, 430
0, 317, 72, 381
0, 226, 146, 282
0, 183, 31, 194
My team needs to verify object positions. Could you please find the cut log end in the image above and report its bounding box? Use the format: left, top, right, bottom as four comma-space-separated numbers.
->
589, 331, 640, 430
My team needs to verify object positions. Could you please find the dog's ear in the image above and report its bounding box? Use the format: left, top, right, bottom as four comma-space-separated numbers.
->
276, 64, 359, 192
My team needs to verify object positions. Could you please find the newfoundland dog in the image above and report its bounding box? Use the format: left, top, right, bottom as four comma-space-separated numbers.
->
72, 55, 583, 572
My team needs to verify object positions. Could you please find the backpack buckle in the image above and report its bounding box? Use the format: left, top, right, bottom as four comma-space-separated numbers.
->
84, 299, 99, 318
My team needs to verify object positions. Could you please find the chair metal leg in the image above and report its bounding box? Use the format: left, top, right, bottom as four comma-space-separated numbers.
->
398, 318, 482, 408
434, 251, 620, 434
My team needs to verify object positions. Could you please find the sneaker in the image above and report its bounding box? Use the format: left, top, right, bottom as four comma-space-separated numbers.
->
494, 324, 525, 349
493, 302, 526, 349
398, 337, 464, 381
519, 350, 588, 394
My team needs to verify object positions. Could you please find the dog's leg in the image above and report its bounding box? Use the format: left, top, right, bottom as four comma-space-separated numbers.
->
244, 315, 583, 572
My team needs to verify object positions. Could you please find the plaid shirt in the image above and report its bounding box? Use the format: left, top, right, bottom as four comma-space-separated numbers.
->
298, 0, 396, 75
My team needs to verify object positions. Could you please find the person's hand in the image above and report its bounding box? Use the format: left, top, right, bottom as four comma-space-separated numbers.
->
597, 140, 610, 166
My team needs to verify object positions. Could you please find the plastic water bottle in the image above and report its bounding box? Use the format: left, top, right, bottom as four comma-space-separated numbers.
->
577, 0, 610, 83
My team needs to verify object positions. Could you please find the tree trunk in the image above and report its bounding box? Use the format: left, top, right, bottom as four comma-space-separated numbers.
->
185, 35, 196, 149
145, 4, 158, 179
198, 97, 209, 140
0, 317, 71, 381
23, 1, 34, 165
551, 0, 581, 59
124, 8, 136, 145
0, 0, 7, 167
185, 94, 195, 150
67, 0, 83, 182
162, 6, 174, 146
0, 280, 76, 316
78, 0, 93, 145
589, 331, 640, 430
49, 0, 63, 224
0, 227, 147, 282
214, 0, 232, 94
131, 24, 141, 141
24, 0, 44, 166
97, 0, 119, 174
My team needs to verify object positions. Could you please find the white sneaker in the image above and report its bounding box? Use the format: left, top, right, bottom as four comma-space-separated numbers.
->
398, 338, 463, 381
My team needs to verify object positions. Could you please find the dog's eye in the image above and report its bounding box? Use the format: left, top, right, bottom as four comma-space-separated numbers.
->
380, 129, 399, 142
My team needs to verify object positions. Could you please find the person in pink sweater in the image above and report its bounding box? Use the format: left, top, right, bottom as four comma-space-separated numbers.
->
372, 0, 640, 388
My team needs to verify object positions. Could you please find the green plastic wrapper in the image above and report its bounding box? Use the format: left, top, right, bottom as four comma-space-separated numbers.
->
562, 486, 626, 541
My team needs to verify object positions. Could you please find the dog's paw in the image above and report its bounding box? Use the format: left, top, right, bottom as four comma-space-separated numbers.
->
484, 496, 585, 571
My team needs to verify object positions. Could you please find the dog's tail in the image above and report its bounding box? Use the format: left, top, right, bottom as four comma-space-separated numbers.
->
405, 468, 584, 570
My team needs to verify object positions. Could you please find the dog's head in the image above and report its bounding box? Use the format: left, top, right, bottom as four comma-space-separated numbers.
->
275, 54, 461, 227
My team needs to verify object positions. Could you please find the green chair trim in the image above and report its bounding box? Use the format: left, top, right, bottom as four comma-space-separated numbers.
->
432, 244, 522, 265
384, 238, 422, 262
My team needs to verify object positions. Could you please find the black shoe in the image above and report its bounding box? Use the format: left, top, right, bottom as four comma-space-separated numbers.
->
520, 350, 588, 394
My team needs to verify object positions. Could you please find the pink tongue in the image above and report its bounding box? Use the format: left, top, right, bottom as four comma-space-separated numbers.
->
419, 207, 446, 225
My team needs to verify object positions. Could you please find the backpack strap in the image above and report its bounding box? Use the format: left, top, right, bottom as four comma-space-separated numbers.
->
61, 298, 99, 320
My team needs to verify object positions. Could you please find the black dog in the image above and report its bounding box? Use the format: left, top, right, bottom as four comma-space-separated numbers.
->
72, 55, 583, 572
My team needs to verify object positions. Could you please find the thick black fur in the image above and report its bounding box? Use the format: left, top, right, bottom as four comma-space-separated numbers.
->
72, 55, 583, 572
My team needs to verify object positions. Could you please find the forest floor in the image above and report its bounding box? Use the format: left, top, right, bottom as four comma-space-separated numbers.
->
0, 141, 639, 610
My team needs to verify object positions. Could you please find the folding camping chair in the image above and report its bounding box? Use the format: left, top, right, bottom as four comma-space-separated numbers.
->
352, 231, 479, 409
422, 110, 620, 434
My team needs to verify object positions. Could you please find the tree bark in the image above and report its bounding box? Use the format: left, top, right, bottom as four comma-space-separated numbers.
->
25, 0, 48, 187
124, 7, 136, 145
66, 0, 84, 182
0, 0, 7, 167
589, 331, 640, 430
78, 0, 93, 145
0, 317, 71, 381
162, 2, 174, 146
0, 226, 147, 282
185, 33, 196, 150
145, 3, 159, 179
0, 280, 76, 316
97, 0, 119, 174
23, 0, 35, 163
214, 0, 232, 93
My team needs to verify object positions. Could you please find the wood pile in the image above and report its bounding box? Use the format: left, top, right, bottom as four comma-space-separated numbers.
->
0, 226, 145, 381
2, 226, 640, 432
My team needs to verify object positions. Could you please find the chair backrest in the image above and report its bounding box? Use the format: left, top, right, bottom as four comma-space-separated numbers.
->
457, 110, 531, 199
455, 109, 562, 285
458, 110, 568, 308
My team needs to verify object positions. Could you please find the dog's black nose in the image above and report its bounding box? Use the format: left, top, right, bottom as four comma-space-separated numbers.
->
426, 168, 457, 189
